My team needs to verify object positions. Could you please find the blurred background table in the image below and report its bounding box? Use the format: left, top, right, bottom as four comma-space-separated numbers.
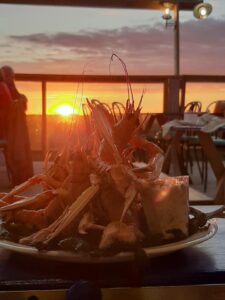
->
162, 125, 225, 204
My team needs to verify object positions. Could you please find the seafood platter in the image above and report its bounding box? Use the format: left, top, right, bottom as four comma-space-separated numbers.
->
0, 56, 219, 263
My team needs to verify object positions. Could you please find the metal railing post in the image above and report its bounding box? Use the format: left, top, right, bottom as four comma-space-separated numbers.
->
41, 80, 47, 159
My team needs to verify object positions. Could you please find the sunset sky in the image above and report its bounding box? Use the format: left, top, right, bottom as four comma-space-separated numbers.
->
0, 0, 225, 113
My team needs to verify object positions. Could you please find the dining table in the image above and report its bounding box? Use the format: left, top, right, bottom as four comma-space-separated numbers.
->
162, 124, 225, 204
0, 206, 224, 300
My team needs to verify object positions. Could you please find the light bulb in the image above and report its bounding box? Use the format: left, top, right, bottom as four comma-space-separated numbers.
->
162, 7, 172, 20
199, 7, 207, 16
165, 8, 170, 15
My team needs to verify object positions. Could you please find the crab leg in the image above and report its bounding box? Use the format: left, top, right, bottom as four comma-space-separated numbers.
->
0, 193, 26, 207
0, 175, 44, 203
20, 185, 99, 245
120, 185, 137, 222
78, 211, 105, 234
0, 190, 56, 212
45, 185, 99, 244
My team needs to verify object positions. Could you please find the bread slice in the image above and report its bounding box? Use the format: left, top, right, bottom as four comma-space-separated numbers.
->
141, 176, 189, 244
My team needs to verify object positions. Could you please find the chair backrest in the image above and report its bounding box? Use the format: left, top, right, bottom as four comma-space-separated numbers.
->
184, 101, 202, 112
206, 100, 225, 115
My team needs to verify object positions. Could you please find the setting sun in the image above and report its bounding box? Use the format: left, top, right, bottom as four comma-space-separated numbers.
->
55, 104, 74, 116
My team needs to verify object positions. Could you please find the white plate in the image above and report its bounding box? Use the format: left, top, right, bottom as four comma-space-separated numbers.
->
0, 219, 217, 263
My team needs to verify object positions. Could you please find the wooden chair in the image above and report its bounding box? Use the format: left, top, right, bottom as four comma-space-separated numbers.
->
206, 100, 225, 116
183, 102, 206, 189
184, 101, 202, 112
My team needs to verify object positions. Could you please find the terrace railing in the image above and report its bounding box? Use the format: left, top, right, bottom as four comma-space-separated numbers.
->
14, 73, 225, 159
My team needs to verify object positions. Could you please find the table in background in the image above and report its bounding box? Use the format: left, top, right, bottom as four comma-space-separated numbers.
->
162, 125, 225, 204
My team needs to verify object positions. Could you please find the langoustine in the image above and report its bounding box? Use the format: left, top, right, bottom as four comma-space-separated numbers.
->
0, 56, 166, 254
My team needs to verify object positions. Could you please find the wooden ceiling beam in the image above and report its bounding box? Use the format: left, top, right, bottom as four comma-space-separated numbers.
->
0, 0, 203, 11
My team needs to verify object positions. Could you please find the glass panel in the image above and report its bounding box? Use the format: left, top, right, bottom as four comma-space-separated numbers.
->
185, 83, 225, 112
46, 82, 164, 151
180, 2, 225, 75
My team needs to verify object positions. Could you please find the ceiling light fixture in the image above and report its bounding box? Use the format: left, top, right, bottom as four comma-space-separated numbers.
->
162, 2, 174, 27
193, 3, 213, 19
162, 7, 172, 21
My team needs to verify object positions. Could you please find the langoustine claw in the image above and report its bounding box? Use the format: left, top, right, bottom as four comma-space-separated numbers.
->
99, 221, 144, 250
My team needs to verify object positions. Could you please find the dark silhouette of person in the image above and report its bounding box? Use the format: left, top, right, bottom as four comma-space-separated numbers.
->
1, 65, 33, 185
0, 71, 12, 139
1, 66, 27, 109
